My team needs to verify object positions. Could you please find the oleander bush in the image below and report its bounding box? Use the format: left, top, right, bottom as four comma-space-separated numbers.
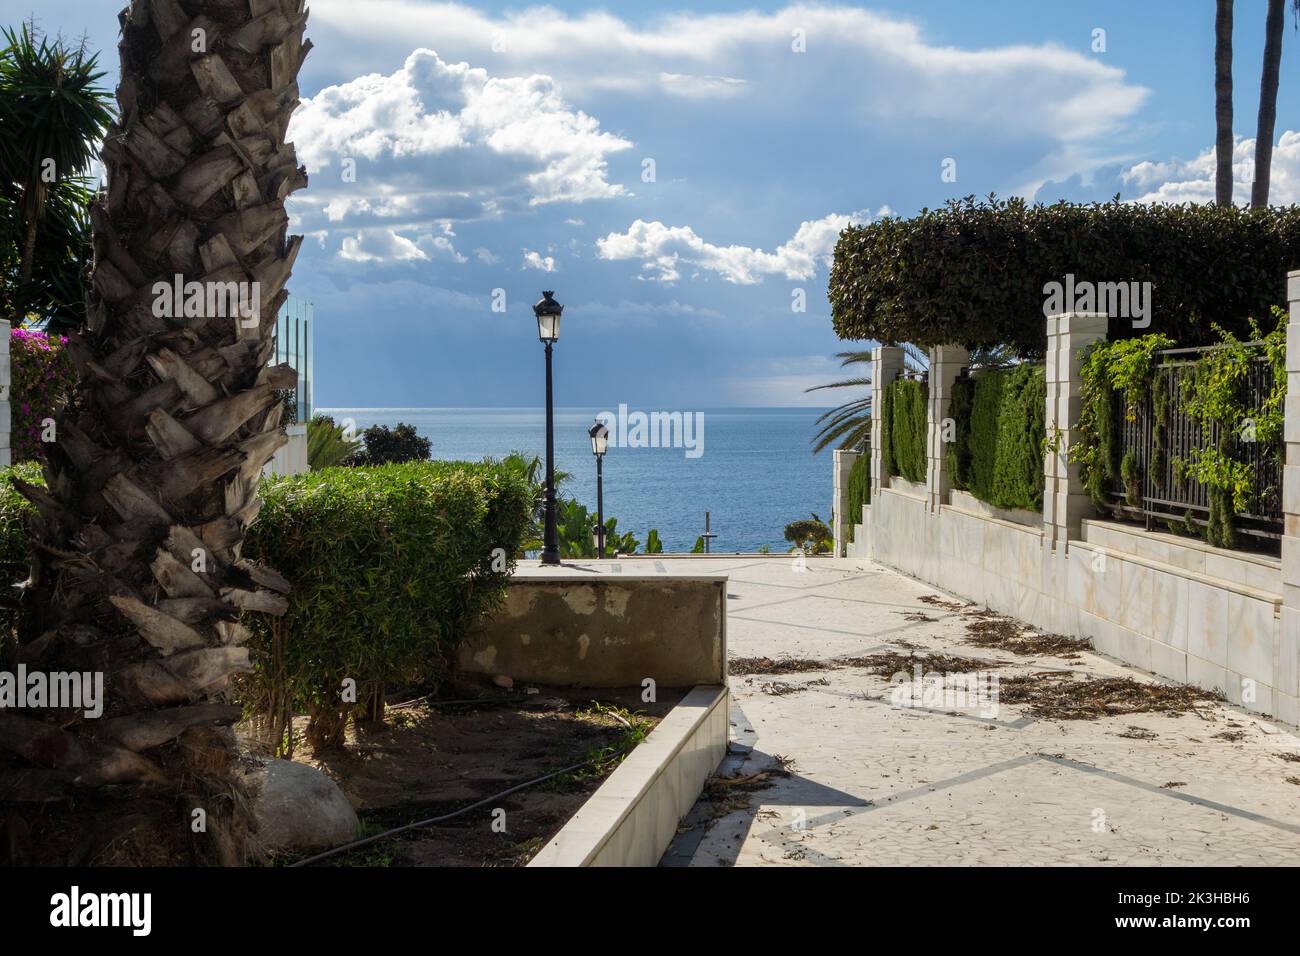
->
830, 196, 1300, 356
0, 460, 534, 752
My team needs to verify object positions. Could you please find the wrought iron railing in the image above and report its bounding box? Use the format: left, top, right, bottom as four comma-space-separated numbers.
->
1108, 344, 1282, 543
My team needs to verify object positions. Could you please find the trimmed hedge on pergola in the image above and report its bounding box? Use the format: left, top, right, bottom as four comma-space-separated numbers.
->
828, 196, 1300, 356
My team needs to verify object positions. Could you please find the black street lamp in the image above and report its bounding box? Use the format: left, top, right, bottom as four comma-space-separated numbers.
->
589, 420, 610, 558
535, 291, 563, 565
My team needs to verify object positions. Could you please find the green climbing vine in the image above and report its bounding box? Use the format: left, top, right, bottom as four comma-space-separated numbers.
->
1071, 310, 1287, 550
1174, 308, 1287, 548
1073, 333, 1173, 511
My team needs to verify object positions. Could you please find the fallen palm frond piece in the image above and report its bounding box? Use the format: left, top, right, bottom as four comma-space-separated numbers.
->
998, 673, 1222, 720
1275, 752, 1300, 763
1118, 726, 1159, 740
730, 656, 832, 675
835, 651, 1001, 676
918, 594, 969, 612
697, 755, 797, 824
898, 611, 937, 623
963, 616, 1092, 657
760, 681, 806, 696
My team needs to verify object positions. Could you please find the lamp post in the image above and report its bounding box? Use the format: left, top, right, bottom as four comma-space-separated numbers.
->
535, 291, 563, 565
589, 420, 609, 558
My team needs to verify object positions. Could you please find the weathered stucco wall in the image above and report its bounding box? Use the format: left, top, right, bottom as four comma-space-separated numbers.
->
458, 574, 726, 688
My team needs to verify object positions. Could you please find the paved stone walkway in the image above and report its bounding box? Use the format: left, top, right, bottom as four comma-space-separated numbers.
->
660, 556, 1300, 866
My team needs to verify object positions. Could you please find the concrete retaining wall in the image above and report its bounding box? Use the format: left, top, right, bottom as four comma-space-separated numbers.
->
529, 683, 728, 867
459, 571, 726, 688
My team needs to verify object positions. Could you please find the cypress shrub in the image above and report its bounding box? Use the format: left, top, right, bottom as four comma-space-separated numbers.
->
989, 365, 1047, 511
887, 379, 927, 483
946, 375, 974, 489
956, 365, 1046, 512
967, 371, 1006, 501
845, 451, 870, 541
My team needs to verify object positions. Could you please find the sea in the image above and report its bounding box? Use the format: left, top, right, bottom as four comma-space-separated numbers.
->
317, 407, 835, 553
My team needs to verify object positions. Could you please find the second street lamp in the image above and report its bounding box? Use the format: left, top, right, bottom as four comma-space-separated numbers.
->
589, 420, 609, 558
535, 291, 563, 565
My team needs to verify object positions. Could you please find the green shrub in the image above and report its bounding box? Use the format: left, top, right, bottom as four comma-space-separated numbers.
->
238, 460, 532, 752
845, 451, 870, 542
353, 422, 432, 465
952, 365, 1046, 512
830, 196, 1300, 356
966, 371, 1005, 500
885, 379, 927, 482
945, 375, 974, 489
784, 514, 832, 554
0, 461, 40, 648
990, 365, 1047, 511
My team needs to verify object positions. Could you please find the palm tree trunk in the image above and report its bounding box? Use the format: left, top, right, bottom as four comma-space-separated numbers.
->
1252, 0, 1286, 208
0, 0, 310, 865
1215, 0, 1234, 206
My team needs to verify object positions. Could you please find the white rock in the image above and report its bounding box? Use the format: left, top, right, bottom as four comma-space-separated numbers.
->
243, 757, 359, 851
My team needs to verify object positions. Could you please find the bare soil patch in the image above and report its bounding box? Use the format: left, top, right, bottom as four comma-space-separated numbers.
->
277, 679, 681, 866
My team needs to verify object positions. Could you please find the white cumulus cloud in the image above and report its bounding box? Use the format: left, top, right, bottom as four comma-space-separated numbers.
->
522, 250, 557, 272
1121, 131, 1300, 205
288, 48, 633, 246
596, 210, 879, 284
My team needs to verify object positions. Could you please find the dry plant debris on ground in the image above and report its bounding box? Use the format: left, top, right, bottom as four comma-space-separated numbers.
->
918, 594, 970, 612
730, 656, 831, 675
963, 616, 1092, 657
696, 755, 797, 826
835, 651, 1001, 676
996, 673, 1222, 721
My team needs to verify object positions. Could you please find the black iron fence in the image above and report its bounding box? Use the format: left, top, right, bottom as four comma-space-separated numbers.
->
1108, 344, 1282, 544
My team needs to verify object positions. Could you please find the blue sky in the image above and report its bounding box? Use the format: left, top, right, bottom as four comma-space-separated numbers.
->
9, 1, 1300, 407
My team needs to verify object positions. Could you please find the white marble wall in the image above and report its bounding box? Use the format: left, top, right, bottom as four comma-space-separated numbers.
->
832, 448, 862, 558
847, 306, 1300, 728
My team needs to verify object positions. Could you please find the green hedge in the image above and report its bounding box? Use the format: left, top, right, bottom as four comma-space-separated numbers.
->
845, 451, 870, 542
0, 460, 534, 751
884, 379, 927, 483
244, 460, 532, 749
948, 365, 1046, 512
830, 196, 1300, 356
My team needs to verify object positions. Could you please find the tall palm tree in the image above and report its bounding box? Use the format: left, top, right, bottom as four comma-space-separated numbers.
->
1215, 0, 1234, 206
0, 24, 113, 330
1252, 0, 1286, 208
1, 1, 311, 866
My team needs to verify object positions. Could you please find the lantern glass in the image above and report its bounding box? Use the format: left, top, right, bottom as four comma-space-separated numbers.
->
589, 421, 609, 456
537, 312, 560, 342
